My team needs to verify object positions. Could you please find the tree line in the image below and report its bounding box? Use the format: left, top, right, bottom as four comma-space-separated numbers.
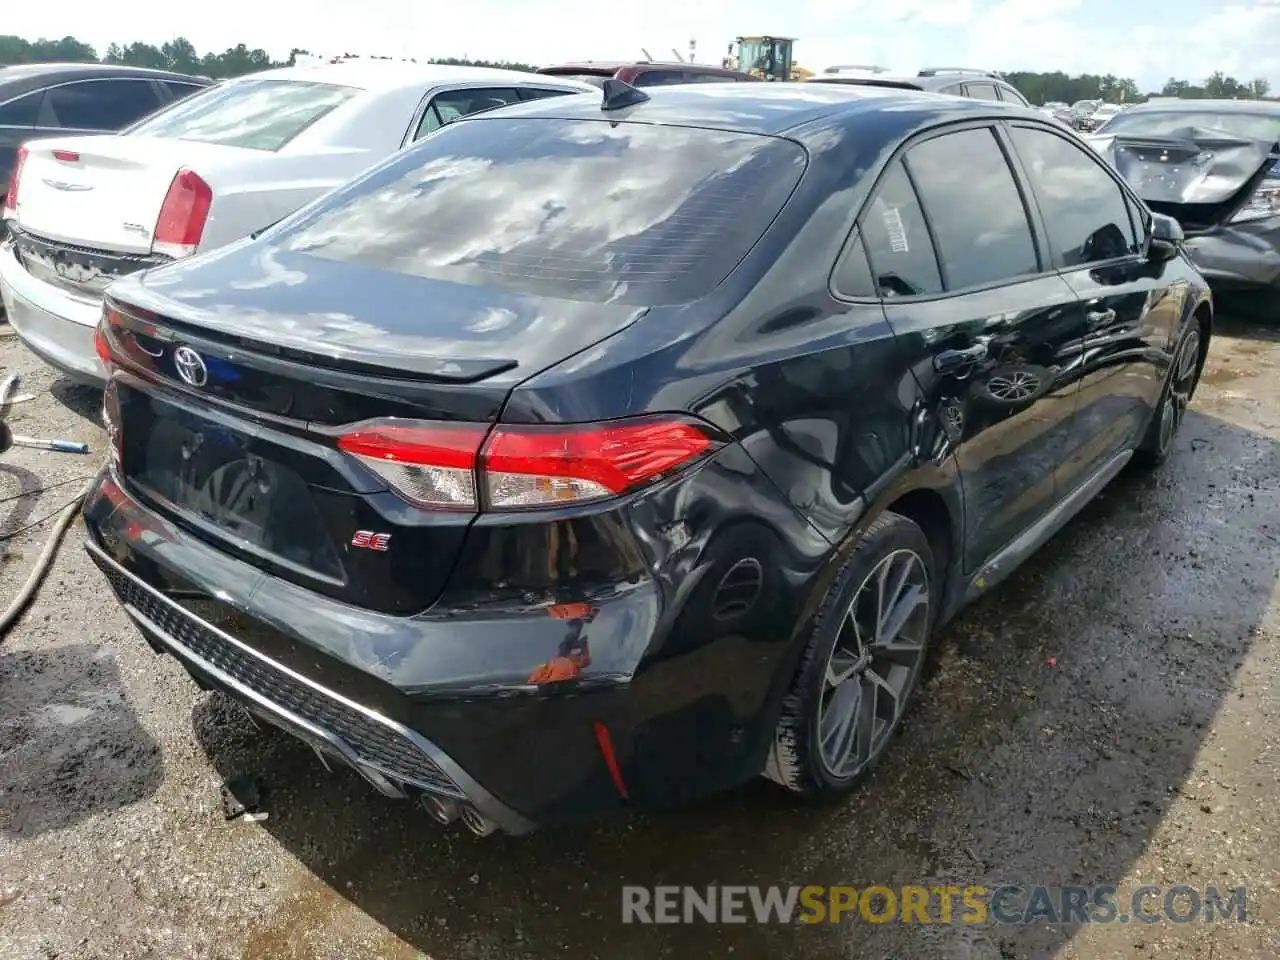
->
0, 34, 1273, 103
0, 35, 537, 79
1005, 70, 1271, 105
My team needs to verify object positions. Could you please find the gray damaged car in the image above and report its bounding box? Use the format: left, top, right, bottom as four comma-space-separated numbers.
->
1085, 99, 1280, 302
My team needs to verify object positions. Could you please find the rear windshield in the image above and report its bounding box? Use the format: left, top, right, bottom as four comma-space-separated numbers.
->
1098, 110, 1280, 143
273, 117, 808, 305
128, 79, 359, 151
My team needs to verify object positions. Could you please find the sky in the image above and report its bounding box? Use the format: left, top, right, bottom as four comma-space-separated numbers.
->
7, 0, 1280, 92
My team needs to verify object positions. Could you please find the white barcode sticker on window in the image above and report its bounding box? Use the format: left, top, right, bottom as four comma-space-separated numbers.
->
884, 206, 909, 253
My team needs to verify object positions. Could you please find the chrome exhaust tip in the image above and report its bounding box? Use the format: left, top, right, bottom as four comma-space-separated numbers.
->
460, 804, 499, 837
420, 793, 461, 825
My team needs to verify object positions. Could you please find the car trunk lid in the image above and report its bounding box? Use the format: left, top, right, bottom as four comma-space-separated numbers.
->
100, 244, 648, 613
1088, 129, 1280, 232
14, 135, 255, 253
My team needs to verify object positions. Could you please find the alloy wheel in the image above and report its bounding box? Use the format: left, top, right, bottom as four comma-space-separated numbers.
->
817, 549, 930, 780
1159, 329, 1201, 453
987, 370, 1041, 402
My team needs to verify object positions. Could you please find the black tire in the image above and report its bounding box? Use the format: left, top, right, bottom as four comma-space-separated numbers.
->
764, 510, 937, 797
1134, 317, 1204, 468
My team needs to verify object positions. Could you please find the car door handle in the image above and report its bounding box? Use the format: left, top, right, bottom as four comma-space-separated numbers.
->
1086, 308, 1116, 328
933, 343, 989, 373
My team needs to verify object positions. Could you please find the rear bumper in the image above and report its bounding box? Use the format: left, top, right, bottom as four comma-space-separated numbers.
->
83, 466, 783, 830
86, 536, 537, 834
1182, 217, 1280, 291
0, 242, 106, 384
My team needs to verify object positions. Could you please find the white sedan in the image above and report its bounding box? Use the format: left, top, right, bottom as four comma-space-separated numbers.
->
0, 60, 594, 384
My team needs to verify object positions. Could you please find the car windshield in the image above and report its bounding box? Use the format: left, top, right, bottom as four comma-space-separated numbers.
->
128, 79, 359, 151
1072, 100, 1100, 111
272, 116, 807, 306
1097, 109, 1280, 142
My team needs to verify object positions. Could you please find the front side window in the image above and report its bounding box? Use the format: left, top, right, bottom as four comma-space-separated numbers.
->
42, 79, 161, 130
275, 117, 807, 306
853, 160, 943, 298
905, 127, 1039, 289
1009, 125, 1140, 268
128, 79, 358, 150
415, 87, 523, 140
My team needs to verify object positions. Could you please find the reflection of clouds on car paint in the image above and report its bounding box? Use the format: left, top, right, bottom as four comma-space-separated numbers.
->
228, 247, 308, 290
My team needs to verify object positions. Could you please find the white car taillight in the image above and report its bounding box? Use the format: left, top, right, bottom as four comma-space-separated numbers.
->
1230, 176, 1280, 224
337, 416, 718, 512
2, 145, 28, 220
152, 168, 212, 258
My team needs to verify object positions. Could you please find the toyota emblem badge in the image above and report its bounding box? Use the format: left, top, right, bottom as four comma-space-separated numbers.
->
173, 346, 209, 387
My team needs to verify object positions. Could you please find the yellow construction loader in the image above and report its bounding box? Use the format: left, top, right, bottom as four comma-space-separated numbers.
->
723, 36, 812, 82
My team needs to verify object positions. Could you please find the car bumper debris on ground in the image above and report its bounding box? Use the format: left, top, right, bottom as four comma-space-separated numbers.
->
0, 319, 1279, 959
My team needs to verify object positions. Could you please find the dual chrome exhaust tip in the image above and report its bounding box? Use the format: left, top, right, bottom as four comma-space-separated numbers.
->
420, 793, 500, 837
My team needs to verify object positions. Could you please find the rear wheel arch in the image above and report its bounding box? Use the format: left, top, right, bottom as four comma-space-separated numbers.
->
1192, 300, 1212, 372
883, 487, 955, 584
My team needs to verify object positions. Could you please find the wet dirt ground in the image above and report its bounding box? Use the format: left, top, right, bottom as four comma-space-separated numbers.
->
0, 316, 1278, 960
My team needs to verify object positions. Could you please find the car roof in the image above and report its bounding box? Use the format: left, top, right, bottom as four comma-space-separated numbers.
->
232, 60, 594, 94
459, 81, 1043, 139
0, 61, 206, 92
542, 61, 736, 73
1123, 98, 1280, 116
810, 73, 1008, 92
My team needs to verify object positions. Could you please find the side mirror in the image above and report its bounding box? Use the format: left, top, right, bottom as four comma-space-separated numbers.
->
1147, 212, 1184, 263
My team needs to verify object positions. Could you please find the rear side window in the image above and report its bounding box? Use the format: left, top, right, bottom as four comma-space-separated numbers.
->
162, 81, 207, 102
998, 84, 1030, 107
852, 161, 943, 298
905, 128, 1039, 289
0, 90, 40, 126
42, 79, 161, 130
128, 79, 358, 150
519, 87, 579, 101
276, 117, 807, 306
964, 82, 1001, 102
1008, 125, 1140, 267
415, 87, 522, 140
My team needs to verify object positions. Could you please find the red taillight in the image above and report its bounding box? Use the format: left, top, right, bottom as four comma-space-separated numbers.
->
336, 415, 716, 512
94, 325, 112, 365
96, 306, 122, 367
152, 168, 212, 259
52, 150, 80, 163
337, 422, 487, 510
482, 418, 714, 509
3, 145, 28, 217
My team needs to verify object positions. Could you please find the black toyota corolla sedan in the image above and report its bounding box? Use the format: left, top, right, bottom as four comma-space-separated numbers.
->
84, 80, 1211, 835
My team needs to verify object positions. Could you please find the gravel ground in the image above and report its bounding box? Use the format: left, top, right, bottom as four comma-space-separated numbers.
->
0, 315, 1278, 960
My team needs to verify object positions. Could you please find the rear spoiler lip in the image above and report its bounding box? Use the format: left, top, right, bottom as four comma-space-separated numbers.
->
104, 292, 519, 384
